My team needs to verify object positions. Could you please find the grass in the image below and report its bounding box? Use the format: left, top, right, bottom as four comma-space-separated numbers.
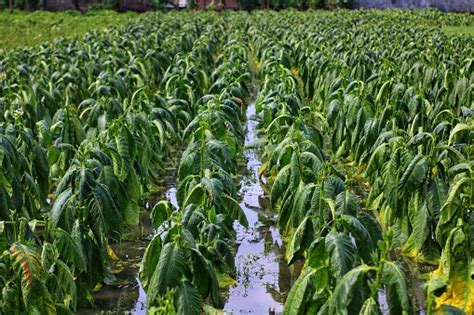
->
442, 25, 474, 36
0, 10, 138, 50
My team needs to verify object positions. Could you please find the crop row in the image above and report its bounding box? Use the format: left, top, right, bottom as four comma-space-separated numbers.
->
0, 10, 472, 315
250, 10, 473, 314
250, 25, 411, 314
139, 18, 252, 314
0, 13, 234, 313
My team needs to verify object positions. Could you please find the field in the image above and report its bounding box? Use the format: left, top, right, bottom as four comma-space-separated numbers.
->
0, 10, 137, 49
442, 25, 474, 36
0, 9, 473, 315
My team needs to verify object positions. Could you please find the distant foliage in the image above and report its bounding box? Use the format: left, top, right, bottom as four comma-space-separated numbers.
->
238, 0, 353, 10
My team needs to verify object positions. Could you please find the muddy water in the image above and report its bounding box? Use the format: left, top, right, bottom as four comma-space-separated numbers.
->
223, 103, 295, 314
77, 211, 151, 314
78, 186, 173, 314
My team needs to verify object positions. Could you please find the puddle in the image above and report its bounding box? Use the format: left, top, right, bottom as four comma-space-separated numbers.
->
166, 186, 178, 209
77, 211, 152, 315
78, 182, 176, 314
223, 103, 295, 314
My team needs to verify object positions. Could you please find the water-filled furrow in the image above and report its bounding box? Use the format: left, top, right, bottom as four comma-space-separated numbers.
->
223, 103, 293, 314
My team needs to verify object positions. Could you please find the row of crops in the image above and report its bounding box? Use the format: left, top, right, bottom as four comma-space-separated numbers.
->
0, 9, 472, 314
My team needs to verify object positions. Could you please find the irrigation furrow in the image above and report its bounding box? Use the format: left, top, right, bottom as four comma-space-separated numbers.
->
224, 101, 295, 314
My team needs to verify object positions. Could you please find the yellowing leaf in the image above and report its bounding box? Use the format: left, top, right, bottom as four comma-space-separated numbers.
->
217, 272, 237, 289
434, 263, 474, 314
258, 162, 268, 177
93, 283, 103, 292
108, 246, 119, 261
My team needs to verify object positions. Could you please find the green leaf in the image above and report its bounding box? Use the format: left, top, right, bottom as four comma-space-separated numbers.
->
147, 242, 188, 308
336, 191, 358, 216
339, 215, 374, 263
139, 235, 162, 291
201, 177, 224, 207
50, 188, 72, 227
271, 164, 292, 207
93, 183, 123, 238
25, 277, 56, 315
404, 192, 431, 259
325, 231, 357, 279
191, 248, 221, 307
283, 268, 316, 315
55, 259, 78, 311
438, 305, 466, 315
190, 248, 210, 300
398, 154, 428, 192
427, 178, 448, 218
288, 216, 313, 265
357, 212, 383, 248
41, 242, 57, 272
183, 183, 205, 208
116, 132, 131, 181
307, 237, 326, 269
359, 297, 381, 315
124, 199, 140, 226
53, 228, 87, 273
221, 194, 248, 228
151, 201, 171, 229
448, 123, 474, 145
176, 280, 202, 315
327, 265, 373, 314
436, 175, 470, 241
381, 261, 412, 315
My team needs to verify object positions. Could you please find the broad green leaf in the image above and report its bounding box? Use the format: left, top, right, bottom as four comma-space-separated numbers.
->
151, 201, 171, 229
339, 215, 373, 263
398, 154, 428, 192
139, 235, 162, 291
325, 231, 357, 279
222, 194, 248, 228
55, 259, 78, 310
183, 184, 205, 207
190, 248, 221, 307
176, 280, 202, 315
403, 194, 429, 257
147, 242, 188, 308
327, 265, 373, 314
271, 164, 292, 207
335, 191, 357, 216
287, 216, 313, 265
50, 188, 72, 227
124, 199, 140, 226
54, 228, 87, 272
93, 183, 123, 238
448, 123, 474, 145
381, 261, 412, 315
283, 268, 316, 315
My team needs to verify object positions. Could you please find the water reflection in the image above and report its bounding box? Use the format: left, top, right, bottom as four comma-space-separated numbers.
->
78, 185, 173, 314
223, 103, 298, 314
77, 243, 147, 314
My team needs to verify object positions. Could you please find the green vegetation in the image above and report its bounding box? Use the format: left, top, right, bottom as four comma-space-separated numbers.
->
252, 10, 473, 315
0, 10, 137, 49
443, 25, 474, 36
0, 9, 472, 315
